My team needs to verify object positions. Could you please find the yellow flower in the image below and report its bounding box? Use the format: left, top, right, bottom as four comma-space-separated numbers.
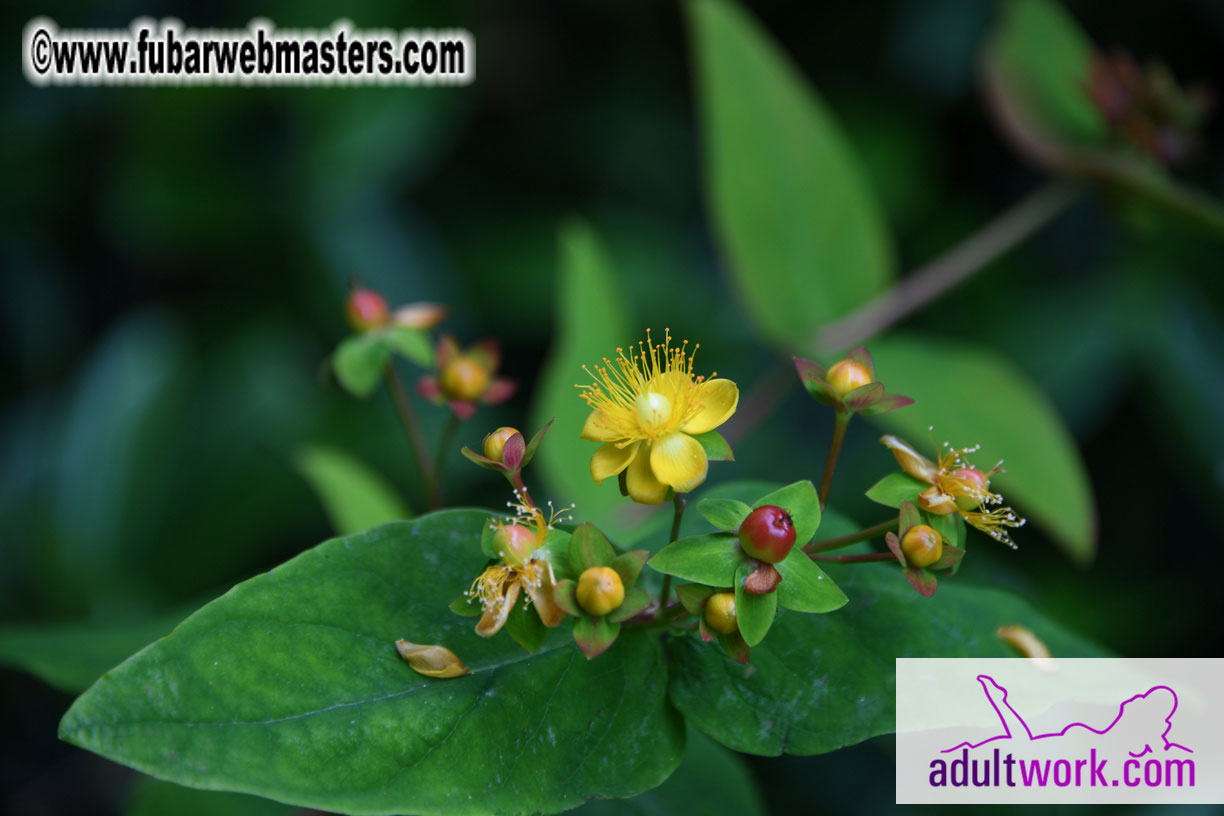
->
466, 495, 568, 636
881, 434, 1026, 548
578, 329, 738, 505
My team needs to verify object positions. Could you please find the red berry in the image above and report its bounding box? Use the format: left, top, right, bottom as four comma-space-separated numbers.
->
346, 288, 390, 331
738, 505, 796, 564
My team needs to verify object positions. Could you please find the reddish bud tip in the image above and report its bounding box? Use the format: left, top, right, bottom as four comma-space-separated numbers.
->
346, 288, 390, 331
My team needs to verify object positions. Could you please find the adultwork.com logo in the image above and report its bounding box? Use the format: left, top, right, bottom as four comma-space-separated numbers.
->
929, 674, 1194, 789
895, 658, 1224, 804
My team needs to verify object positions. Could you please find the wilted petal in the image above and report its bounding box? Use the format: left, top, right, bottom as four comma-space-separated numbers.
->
526, 568, 567, 628
880, 435, 939, 484
395, 639, 470, 678
393, 302, 447, 330
591, 441, 638, 484
681, 378, 740, 434
475, 581, 520, 637
625, 443, 669, 505
996, 624, 1052, 660
917, 485, 958, 515
650, 432, 708, 493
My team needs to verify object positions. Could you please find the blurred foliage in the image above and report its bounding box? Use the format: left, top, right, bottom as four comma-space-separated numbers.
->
4, 0, 1224, 813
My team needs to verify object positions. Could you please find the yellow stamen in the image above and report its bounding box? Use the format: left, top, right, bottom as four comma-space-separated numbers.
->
577, 328, 709, 444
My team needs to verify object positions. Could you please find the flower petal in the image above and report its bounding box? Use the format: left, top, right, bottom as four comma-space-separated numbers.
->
650, 432, 709, 493
682, 379, 740, 434
475, 581, 520, 637
526, 579, 567, 628
880, 434, 939, 484
590, 441, 638, 484
582, 410, 622, 442
394, 640, 469, 678
625, 443, 669, 505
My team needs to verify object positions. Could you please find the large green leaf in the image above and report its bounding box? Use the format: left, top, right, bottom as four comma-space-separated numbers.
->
690, 0, 894, 348
60, 511, 684, 816
529, 221, 634, 537
294, 444, 410, 535
866, 333, 1095, 564
577, 726, 764, 816
125, 779, 294, 816
669, 553, 1109, 757
0, 609, 189, 694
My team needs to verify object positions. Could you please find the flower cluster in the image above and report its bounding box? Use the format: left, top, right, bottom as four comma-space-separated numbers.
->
881, 434, 1026, 548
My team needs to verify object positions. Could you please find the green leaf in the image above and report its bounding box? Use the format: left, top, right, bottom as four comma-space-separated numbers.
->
867, 333, 1095, 564
984, 0, 1106, 152
124, 779, 293, 816
753, 481, 821, 545
0, 609, 189, 694
689, 0, 893, 348
381, 327, 434, 367
332, 333, 390, 398
610, 550, 648, 589
670, 559, 1109, 757
926, 509, 966, 553
60, 511, 685, 816
675, 584, 716, 616
573, 616, 621, 660
569, 522, 616, 573
774, 549, 847, 614
648, 534, 744, 586
864, 471, 928, 509
696, 497, 752, 532
293, 444, 410, 536
691, 430, 734, 462
609, 588, 652, 624
574, 725, 765, 816
733, 562, 776, 648
503, 601, 549, 653
529, 221, 634, 537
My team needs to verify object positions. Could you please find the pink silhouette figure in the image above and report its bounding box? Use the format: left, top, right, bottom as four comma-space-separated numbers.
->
941, 674, 1192, 756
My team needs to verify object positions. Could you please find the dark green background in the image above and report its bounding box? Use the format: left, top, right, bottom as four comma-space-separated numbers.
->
3, 0, 1223, 813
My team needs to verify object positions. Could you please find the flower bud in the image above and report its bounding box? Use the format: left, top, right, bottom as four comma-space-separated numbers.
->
576, 566, 624, 616
441, 355, 490, 402
901, 524, 943, 569
951, 467, 988, 511
483, 426, 522, 463
393, 302, 446, 330
395, 639, 469, 678
704, 592, 738, 635
492, 522, 537, 567
826, 358, 873, 397
346, 287, 390, 331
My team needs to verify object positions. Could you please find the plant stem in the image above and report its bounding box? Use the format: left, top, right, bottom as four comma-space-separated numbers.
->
804, 518, 897, 554
656, 493, 687, 620
818, 412, 850, 510
433, 413, 461, 508
810, 552, 896, 564
509, 472, 536, 510
384, 364, 439, 509
814, 180, 1082, 353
